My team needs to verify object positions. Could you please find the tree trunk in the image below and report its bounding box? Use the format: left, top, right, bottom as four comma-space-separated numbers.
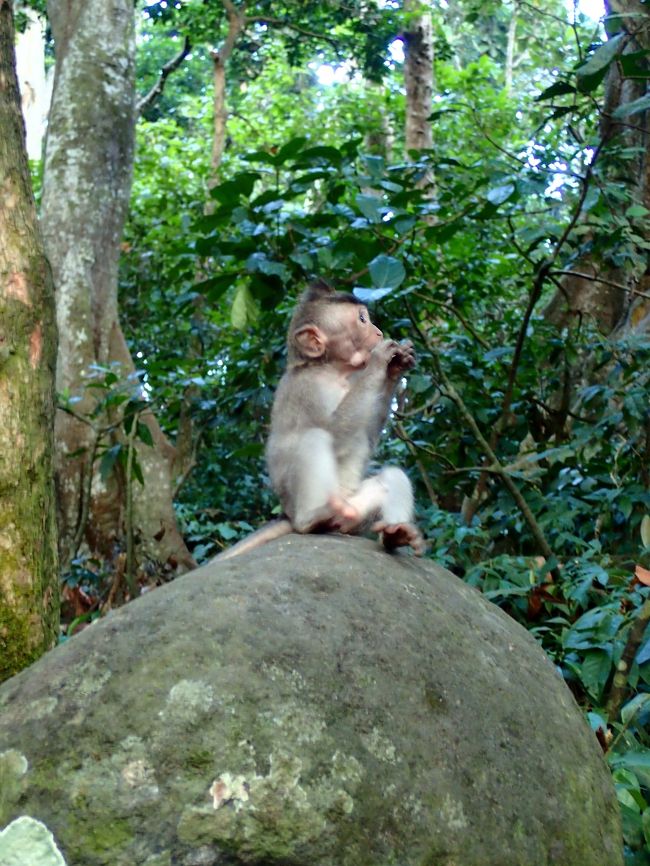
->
403, 0, 434, 154
42, 0, 195, 574
209, 0, 246, 190
0, 0, 59, 680
544, 0, 650, 334
504, 3, 518, 96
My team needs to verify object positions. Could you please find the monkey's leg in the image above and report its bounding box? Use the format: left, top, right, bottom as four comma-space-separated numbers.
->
348, 467, 425, 555
290, 429, 359, 533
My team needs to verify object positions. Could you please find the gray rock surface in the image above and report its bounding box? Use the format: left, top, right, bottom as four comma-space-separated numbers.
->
0, 535, 622, 866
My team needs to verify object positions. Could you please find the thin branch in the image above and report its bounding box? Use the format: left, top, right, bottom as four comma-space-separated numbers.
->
136, 36, 191, 116
246, 15, 342, 51
412, 291, 491, 349
550, 270, 650, 302
394, 421, 439, 507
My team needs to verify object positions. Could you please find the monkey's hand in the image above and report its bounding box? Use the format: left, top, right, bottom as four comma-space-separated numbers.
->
370, 339, 416, 380
386, 340, 416, 381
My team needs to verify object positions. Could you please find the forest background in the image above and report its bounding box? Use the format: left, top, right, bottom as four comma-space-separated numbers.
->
0, 0, 649, 861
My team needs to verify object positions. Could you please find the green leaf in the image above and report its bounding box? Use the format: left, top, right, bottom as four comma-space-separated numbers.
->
355, 194, 383, 223
231, 283, 259, 330
275, 136, 308, 164
576, 33, 624, 91
486, 183, 515, 206
363, 154, 385, 179
619, 51, 650, 80
131, 454, 145, 486
354, 286, 392, 303
611, 752, 650, 788
136, 422, 154, 448
626, 204, 650, 218
194, 274, 237, 301
621, 693, 650, 725
641, 515, 650, 549
210, 172, 260, 204
99, 445, 122, 481
613, 94, 650, 119
369, 254, 406, 291
241, 150, 280, 166
245, 252, 289, 281
643, 806, 650, 848
536, 81, 576, 101
579, 649, 611, 697
296, 146, 343, 166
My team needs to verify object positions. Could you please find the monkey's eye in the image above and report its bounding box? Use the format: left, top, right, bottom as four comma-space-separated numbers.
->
359, 311, 367, 323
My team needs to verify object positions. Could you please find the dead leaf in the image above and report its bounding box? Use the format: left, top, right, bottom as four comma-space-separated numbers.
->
634, 564, 650, 586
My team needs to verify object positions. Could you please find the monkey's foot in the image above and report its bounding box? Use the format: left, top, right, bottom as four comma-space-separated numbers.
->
303, 496, 361, 534
372, 521, 425, 555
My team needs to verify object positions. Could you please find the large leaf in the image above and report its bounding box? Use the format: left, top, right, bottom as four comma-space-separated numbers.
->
275, 136, 308, 164
613, 94, 650, 119
368, 254, 406, 291
354, 286, 393, 303
536, 81, 576, 101
194, 273, 237, 301
355, 194, 383, 223
99, 445, 122, 482
245, 252, 289, 281
576, 33, 624, 91
486, 183, 516, 206
210, 172, 260, 204
610, 752, 650, 788
579, 649, 612, 697
231, 283, 259, 330
618, 51, 650, 80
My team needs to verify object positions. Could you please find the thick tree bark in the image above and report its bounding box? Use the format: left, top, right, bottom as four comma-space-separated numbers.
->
403, 0, 434, 154
42, 0, 195, 574
544, 0, 650, 334
0, 0, 59, 680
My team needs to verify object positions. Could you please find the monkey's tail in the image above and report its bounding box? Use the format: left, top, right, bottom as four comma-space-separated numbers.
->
208, 519, 293, 563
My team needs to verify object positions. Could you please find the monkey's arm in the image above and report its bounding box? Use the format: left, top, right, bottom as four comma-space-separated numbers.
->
208, 519, 292, 562
331, 340, 415, 446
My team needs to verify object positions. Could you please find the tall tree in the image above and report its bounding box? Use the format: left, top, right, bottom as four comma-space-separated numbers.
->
544, 0, 650, 333
403, 0, 434, 154
0, 0, 59, 681
42, 0, 195, 576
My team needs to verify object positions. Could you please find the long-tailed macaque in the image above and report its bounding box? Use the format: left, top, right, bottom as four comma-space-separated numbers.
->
213, 280, 423, 561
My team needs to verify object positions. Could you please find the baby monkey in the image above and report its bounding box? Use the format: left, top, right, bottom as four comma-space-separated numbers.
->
214, 280, 423, 560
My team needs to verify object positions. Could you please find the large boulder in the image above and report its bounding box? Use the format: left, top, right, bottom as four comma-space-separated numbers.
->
0, 535, 622, 866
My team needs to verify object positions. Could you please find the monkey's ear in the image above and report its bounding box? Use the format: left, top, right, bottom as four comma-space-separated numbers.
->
294, 324, 327, 359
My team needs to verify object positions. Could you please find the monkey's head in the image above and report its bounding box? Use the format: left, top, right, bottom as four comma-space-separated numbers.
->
288, 279, 383, 371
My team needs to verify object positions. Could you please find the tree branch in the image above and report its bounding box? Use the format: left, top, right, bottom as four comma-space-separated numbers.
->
136, 36, 191, 116
246, 15, 342, 51
550, 270, 650, 302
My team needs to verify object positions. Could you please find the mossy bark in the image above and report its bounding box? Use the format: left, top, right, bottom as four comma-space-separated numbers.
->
0, 0, 59, 681
42, 0, 194, 574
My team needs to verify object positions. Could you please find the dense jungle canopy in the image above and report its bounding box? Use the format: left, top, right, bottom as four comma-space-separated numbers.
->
0, 0, 649, 862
